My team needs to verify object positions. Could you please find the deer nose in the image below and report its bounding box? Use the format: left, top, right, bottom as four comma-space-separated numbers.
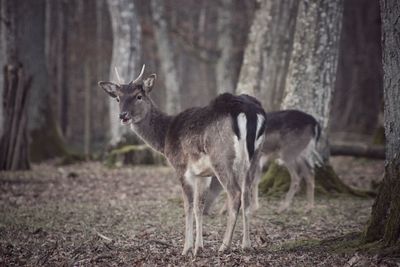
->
119, 112, 128, 120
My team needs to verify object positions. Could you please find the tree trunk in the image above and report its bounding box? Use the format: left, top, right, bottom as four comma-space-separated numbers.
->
0, 0, 31, 170
330, 0, 383, 141
364, 0, 400, 247
259, 0, 299, 111
150, 0, 181, 114
236, 0, 272, 97
107, 0, 141, 145
281, 0, 343, 161
259, 0, 364, 197
236, 0, 299, 110
216, 0, 235, 94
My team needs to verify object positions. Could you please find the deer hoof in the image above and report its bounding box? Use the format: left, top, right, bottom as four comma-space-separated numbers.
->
194, 246, 203, 256
218, 243, 229, 253
305, 204, 314, 214
277, 203, 289, 213
241, 241, 251, 251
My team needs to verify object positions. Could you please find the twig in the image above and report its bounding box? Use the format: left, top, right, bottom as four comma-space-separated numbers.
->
95, 231, 113, 242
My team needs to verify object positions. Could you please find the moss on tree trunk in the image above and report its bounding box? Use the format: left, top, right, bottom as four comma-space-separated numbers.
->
259, 162, 374, 198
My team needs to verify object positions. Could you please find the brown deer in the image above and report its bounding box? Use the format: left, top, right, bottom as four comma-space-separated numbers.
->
98, 65, 266, 255
204, 109, 322, 214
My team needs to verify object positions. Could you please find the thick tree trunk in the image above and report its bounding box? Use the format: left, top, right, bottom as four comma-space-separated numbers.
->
0, 0, 31, 170
0, 65, 32, 171
150, 0, 181, 114
216, 0, 235, 94
236, 0, 299, 110
236, 0, 272, 97
107, 0, 141, 145
364, 0, 400, 246
281, 0, 343, 161
259, 0, 299, 111
259, 0, 362, 197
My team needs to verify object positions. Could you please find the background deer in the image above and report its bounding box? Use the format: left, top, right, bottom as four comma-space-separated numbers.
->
98, 65, 266, 255
204, 109, 322, 214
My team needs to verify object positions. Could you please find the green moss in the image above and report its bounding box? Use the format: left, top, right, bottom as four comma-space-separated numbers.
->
105, 144, 164, 167
372, 126, 385, 145
259, 163, 291, 197
259, 162, 375, 198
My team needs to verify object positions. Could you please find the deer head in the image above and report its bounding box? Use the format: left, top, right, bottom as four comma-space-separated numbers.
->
98, 65, 157, 125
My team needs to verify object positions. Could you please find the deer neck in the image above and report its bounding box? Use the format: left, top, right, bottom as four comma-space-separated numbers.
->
130, 102, 172, 154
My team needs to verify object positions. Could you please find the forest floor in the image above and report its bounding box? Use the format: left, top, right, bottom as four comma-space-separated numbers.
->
0, 156, 398, 266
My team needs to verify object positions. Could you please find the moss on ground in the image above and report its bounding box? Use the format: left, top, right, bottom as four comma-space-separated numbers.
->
259, 162, 375, 198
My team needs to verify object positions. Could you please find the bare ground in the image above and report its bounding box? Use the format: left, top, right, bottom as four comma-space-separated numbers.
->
0, 156, 398, 266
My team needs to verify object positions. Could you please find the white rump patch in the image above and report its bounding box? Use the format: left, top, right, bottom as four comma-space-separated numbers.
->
237, 113, 247, 140
233, 113, 250, 171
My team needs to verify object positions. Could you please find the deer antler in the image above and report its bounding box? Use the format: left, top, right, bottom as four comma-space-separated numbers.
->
131, 64, 145, 84
114, 67, 123, 84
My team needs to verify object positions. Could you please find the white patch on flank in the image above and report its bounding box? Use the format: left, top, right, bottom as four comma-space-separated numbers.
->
184, 156, 213, 189
254, 113, 265, 150
190, 154, 211, 176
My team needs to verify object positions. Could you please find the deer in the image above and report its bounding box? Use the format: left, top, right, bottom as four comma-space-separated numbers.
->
203, 109, 322, 215
98, 65, 266, 256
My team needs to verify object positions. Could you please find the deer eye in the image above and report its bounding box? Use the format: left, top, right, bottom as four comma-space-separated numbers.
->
136, 94, 142, 100
116, 97, 120, 102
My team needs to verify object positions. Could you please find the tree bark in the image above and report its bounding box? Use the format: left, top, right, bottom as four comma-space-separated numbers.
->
259, 0, 299, 111
216, 0, 235, 94
107, 0, 141, 145
150, 0, 181, 114
236, 0, 299, 110
281, 0, 343, 161
259, 0, 363, 197
236, 0, 272, 97
364, 0, 400, 246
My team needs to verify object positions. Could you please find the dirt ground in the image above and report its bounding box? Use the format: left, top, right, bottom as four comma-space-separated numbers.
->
0, 156, 398, 266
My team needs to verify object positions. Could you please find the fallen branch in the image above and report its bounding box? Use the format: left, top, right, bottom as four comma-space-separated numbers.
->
331, 142, 385, 159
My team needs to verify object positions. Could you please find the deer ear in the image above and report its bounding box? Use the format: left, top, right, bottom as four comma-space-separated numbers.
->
143, 74, 156, 93
98, 81, 119, 98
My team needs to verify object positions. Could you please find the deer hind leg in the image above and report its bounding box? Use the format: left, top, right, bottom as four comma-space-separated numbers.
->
211, 164, 241, 253
298, 158, 315, 212
278, 160, 301, 213
241, 170, 253, 250
250, 153, 268, 213
193, 176, 211, 255
181, 180, 194, 256
203, 176, 223, 215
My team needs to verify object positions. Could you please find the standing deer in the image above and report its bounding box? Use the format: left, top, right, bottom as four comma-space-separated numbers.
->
204, 109, 322, 214
98, 65, 266, 255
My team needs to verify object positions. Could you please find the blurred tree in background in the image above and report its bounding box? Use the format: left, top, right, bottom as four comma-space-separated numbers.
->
0, 0, 384, 168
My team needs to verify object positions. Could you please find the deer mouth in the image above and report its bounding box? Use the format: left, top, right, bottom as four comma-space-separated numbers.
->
120, 117, 132, 125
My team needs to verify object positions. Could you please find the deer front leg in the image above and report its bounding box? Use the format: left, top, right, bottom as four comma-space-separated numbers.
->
299, 159, 315, 212
193, 177, 211, 256
278, 162, 301, 213
181, 183, 194, 256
